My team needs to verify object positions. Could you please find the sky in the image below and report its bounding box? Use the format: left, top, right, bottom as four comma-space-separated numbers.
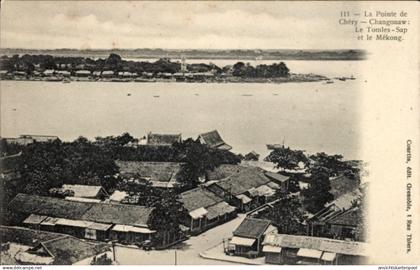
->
0, 1, 362, 50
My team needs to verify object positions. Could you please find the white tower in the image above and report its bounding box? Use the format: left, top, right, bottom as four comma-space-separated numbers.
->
180, 56, 188, 73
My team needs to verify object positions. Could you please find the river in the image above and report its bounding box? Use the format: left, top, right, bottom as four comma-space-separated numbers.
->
0, 60, 364, 160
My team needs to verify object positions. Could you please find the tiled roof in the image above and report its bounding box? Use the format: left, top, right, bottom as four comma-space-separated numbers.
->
179, 186, 223, 212
81, 203, 153, 227
215, 167, 271, 196
0, 225, 63, 246
233, 217, 271, 239
40, 235, 109, 264
206, 164, 248, 181
263, 233, 366, 257
9, 193, 94, 220
206, 201, 236, 220
1, 225, 109, 264
327, 189, 362, 210
9, 194, 154, 227
325, 206, 360, 227
198, 130, 232, 150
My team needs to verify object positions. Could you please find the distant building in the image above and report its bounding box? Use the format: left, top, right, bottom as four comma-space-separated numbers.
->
266, 144, 285, 150
0, 225, 110, 265
198, 130, 232, 151
92, 71, 102, 77
101, 70, 114, 78
0, 70, 9, 79
56, 70, 71, 77
75, 64, 86, 70
14, 71, 27, 77
145, 132, 182, 146
3, 135, 59, 145
262, 232, 367, 265
142, 72, 154, 78
75, 70, 91, 77
43, 69, 55, 76
243, 151, 260, 161
118, 71, 136, 78
227, 217, 277, 258
180, 57, 188, 73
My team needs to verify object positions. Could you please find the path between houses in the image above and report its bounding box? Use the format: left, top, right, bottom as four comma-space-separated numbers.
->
199, 242, 265, 265
114, 214, 247, 265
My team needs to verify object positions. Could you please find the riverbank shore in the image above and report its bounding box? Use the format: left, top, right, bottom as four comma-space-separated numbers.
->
0, 73, 330, 84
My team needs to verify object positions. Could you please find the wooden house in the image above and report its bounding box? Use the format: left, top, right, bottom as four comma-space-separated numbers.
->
75, 70, 91, 77
206, 165, 279, 212
262, 232, 367, 265
179, 186, 236, 234
228, 217, 277, 258
0, 225, 110, 265
8, 194, 161, 244
264, 172, 290, 192
307, 189, 362, 239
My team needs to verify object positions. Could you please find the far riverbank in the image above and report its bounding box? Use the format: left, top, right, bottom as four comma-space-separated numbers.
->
0, 73, 332, 84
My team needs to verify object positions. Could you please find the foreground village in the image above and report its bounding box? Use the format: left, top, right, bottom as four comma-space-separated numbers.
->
0, 131, 367, 265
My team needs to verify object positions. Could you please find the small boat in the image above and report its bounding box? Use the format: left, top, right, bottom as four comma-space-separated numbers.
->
153, 95, 160, 98
326, 80, 334, 84
349, 75, 356, 80
242, 94, 253, 97
62, 78, 71, 83
127, 93, 131, 96
337, 77, 346, 81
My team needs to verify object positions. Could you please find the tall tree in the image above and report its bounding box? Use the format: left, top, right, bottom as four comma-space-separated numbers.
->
257, 194, 305, 235
301, 170, 334, 213
308, 152, 359, 178
147, 190, 187, 246
174, 139, 240, 191
264, 146, 308, 171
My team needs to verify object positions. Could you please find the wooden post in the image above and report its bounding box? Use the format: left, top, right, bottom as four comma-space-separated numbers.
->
112, 240, 116, 262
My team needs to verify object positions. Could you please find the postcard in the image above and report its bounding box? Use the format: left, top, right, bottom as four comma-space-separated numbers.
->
0, 0, 418, 266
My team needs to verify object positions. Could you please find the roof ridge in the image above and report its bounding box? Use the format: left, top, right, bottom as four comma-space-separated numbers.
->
199, 129, 218, 136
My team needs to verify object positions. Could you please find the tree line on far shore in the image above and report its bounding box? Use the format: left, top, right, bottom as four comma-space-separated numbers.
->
0, 53, 290, 78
